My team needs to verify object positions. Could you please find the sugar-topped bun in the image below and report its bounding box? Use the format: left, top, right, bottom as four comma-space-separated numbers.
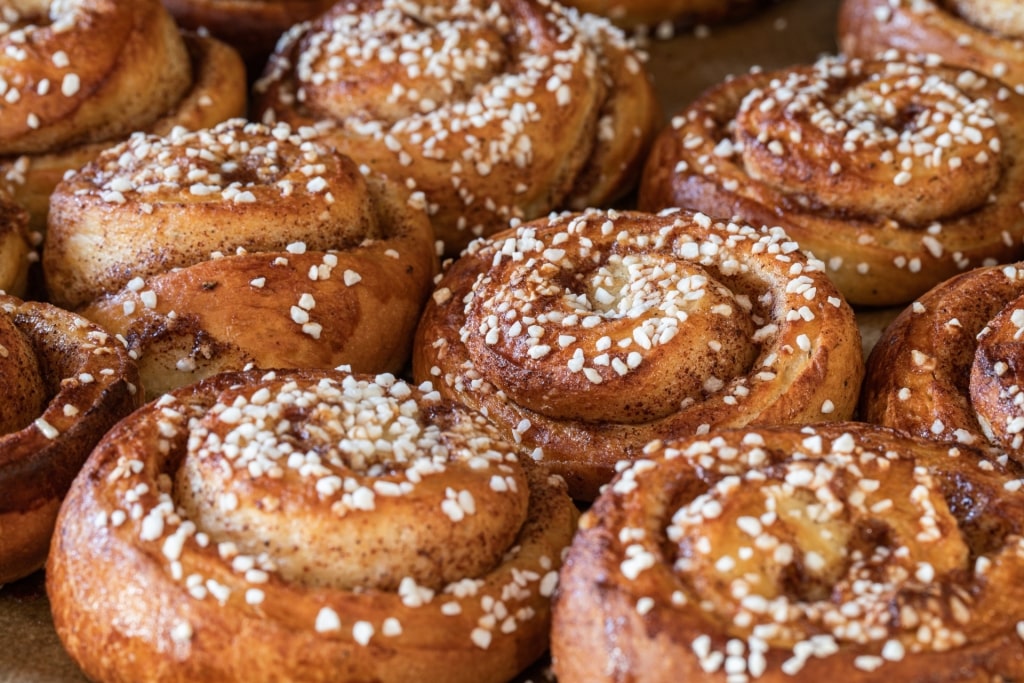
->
413, 208, 863, 500
840, 0, 1024, 89
553, 422, 1024, 682
255, 0, 661, 256
48, 368, 578, 683
0, 0, 246, 233
44, 119, 438, 397
640, 53, 1024, 306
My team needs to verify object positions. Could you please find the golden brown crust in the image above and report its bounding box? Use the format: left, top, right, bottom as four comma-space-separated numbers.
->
861, 262, 1024, 461
552, 422, 1024, 682
839, 0, 1024, 88
47, 369, 578, 683
560, 0, 769, 29
412, 208, 863, 500
0, 293, 142, 585
254, 0, 661, 257
161, 0, 336, 72
0, 28, 246, 235
43, 119, 439, 397
639, 54, 1024, 307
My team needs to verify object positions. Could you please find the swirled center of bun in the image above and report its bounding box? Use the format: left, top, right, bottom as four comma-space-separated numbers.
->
734, 58, 1001, 226
175, 373, 530, 591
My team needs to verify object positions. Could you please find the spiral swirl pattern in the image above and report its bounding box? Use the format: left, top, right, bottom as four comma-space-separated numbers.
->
862, 261, 1024, 463
639, 54, 1024, 306
47, 369, 577, 683
255, 0, 660, 256
413, 208, 863, 500
553, 423, 1024, 682
43, 119, 438, 397
0, 293, 141, 584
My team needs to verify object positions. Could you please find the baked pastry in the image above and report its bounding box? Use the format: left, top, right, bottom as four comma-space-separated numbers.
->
47, 368, 578, 683
412, 208, 863, 500
558, 0, 769, 31
862, 261, 1024, 461
639, 53, 1024, 307
161, 0, 336, 75
839, 0, 1024, 89
43, 118, 438, 398
0, 0, 247, 234
254, 0, 661, 257
0, 293, 141, 585
0, 188, 32, 298
553, 422, 1024, 682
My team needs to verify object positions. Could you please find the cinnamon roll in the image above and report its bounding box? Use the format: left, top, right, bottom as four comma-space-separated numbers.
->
553, 422, 1024, 682
43, 119, 438, 398
254, 0, 661, 256
0, 0, 247, 233
412, 208, 863, 500
639, 53, 1024, 307
862, 262, 1024, 462
558, 0, 769, 31
161, 0, 336, 74
839, 0, 1024, 89
0, 293, 141, 585
47, 369, 578, 683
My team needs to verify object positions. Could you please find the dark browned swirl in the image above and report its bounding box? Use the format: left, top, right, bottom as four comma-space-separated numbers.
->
0, 293, 141, 584
863, 261, 1024, 464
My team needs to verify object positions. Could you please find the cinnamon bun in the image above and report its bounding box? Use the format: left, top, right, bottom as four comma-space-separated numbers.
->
47, 369, 578, 683
43, 119, 438, 398
862, 261, 1024, 462
840, 0, 1024, 89
553, 422, 1024, 682
639, 53, 1024, 307
0, 0, 246, 233
412, 208, 863, 500
0, 293, 141, 585
254, 0, 661, 256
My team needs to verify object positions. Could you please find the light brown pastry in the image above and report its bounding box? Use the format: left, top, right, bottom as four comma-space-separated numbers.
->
553, 422, 1024, 682
639, 53, 1024, 307
47, 369, 578, 683
839, 0, 1024, 89
558, 0, 769, 31
161, 0, 336, 74
412, 208, 863, 500
862, 261, 1024, 462
0, 0, 247, 235
0, 293, 141, 585
43, 118, 439, 398
254, 0, 661, 257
